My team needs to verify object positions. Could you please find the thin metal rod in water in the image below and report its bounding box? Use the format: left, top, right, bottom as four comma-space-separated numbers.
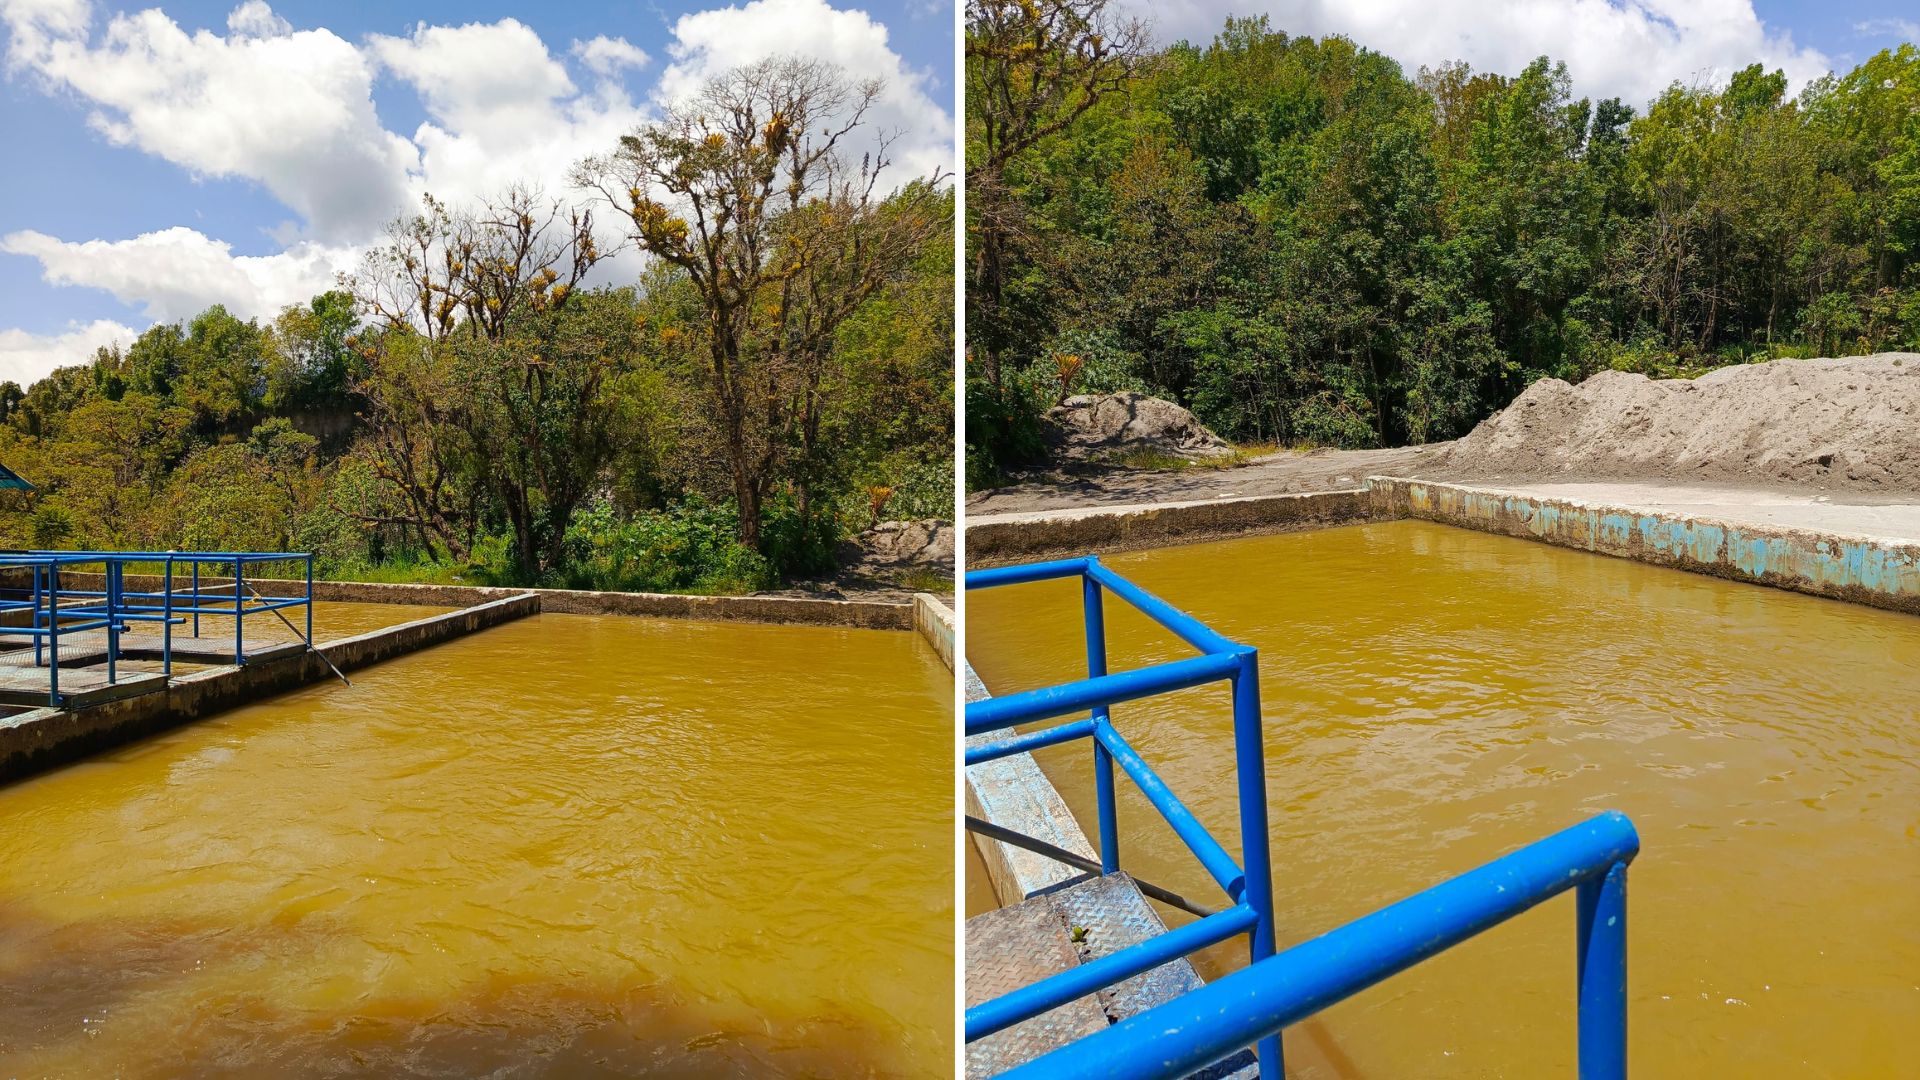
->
243, 580, 349, 687
964, 816, 1223, 919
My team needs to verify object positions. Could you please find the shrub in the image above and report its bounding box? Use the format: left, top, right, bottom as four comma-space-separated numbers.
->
882, 456, 956, 520
758, 490, 842, 580
965, 363, 1053, 488
560, 498, 774, 594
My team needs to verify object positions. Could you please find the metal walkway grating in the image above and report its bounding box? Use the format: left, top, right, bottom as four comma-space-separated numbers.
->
966, 872, 1255, 1078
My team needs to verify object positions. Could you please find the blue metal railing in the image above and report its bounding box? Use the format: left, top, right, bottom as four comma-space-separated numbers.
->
1004, 812, 1638, 1079
966, 555, 1283, 1075
0, 550, 315, 707
967, 556, 1640, 1078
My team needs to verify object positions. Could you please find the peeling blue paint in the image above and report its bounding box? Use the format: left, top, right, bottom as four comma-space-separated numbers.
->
1378, 479, 1920, 610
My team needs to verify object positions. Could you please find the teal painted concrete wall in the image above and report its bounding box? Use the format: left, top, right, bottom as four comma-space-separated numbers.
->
1373, 478, 1920, 614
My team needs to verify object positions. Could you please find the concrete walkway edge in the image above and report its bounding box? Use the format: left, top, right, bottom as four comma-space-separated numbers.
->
1371, 477, 1920, 615
0, 592, 540, 781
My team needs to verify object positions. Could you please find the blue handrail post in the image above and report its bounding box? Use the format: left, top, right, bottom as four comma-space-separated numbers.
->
1230, 647, 1282, 1078
1083, 566, 1120, 875
233, 556, 244, 665
161, 559, 174, 676
105, 558, 119, 685
31, 563, 43, 667
305, 554, 314, 648
1576, 859, 1630, 1079
47, 566, 60, 707
191, 560, 200, 637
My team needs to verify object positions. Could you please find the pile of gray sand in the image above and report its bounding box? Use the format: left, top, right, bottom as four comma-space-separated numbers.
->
1046, 392, 1232, 461
1440, 354, 1920, 496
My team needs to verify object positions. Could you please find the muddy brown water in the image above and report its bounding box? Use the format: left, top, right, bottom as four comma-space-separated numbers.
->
965, 835, 1000, 918
0, 612, 951, 1077
968, 521, 1920, 1078
271, 600, 455, 642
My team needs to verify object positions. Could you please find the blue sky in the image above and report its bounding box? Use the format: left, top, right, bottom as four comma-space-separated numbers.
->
1754, 1, 1916, 67
0, 0, 955, 381
1, 1, 1915, 384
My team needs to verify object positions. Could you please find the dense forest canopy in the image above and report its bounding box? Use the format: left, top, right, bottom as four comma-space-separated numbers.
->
965, 2, 1920, 484
0, 59, 954, 594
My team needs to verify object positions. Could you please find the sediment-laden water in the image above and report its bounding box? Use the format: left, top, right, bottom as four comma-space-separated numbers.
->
969, 521, 1919, 1078
0, 613, 951, 1077
267, 600, 454, 642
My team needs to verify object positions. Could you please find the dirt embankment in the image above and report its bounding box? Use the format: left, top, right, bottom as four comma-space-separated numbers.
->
967, 445, 1449, 514
1433, 354, 1920, 496
766, 519, 954, 602
970, 355, 1920, 515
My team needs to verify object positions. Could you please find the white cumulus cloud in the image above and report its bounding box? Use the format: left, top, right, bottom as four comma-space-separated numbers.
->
658, 0, 955, 182
369, 18, 645, 207
0, 0, 953, 368
226, 0, 289, 38
0, 0, 89, 70
2, 2, 419, 244
1130, 0, 1833, 107
1, 227, 361, 324
572, 34, 650, 78
369, 19, 578, 139
0, 318, 138, 385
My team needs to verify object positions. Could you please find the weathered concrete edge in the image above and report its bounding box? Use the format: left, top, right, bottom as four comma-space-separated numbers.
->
964, 659, 1098, 907
914, 594, 955, 672
963, 662, 1206, 1035
1370, 476, 1920, 615
53, 573, 913, 630
966, 489, 1379, 565
0, 593, 539, 782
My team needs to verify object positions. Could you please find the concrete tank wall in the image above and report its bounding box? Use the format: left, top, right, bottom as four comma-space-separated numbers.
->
1370, 477, 1920, 615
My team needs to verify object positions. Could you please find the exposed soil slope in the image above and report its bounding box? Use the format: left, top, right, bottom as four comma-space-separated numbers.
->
1434, 354, 1920, 496
967, 445, 1449, 514
971, 355, 1920, 515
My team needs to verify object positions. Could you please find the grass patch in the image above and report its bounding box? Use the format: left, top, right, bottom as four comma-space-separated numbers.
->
1104, 443, 1280, 472
890, 568, 955, 594
321, 560, 499, 587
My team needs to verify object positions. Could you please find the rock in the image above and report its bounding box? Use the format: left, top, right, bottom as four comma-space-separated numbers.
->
836, 519, 954, 575
1044, 392, 1232, 461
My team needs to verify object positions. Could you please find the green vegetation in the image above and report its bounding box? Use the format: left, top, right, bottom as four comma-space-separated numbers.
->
965, 1, 1920, 485
1103, 443, 1278, 472
0, 60, 953, 594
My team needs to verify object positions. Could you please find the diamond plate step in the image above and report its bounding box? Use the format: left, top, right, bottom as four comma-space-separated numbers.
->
965, 659, 1257, 1079
967, 871, 1258, 1078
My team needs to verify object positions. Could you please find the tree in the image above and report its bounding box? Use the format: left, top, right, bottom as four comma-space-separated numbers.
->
580, 56, 949, 549
269, 290, 362, 410
179, 305, 270, 424
349, 188, 615, 576
965, 0, 1147, 390
125, 323, 188, 399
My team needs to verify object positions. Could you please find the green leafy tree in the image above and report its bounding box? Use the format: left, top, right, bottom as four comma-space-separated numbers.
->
581, 56, 949, 551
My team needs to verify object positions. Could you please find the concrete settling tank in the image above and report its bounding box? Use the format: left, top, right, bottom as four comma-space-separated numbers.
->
969, 521, 1918, 1077
0, 611, 952, 1076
